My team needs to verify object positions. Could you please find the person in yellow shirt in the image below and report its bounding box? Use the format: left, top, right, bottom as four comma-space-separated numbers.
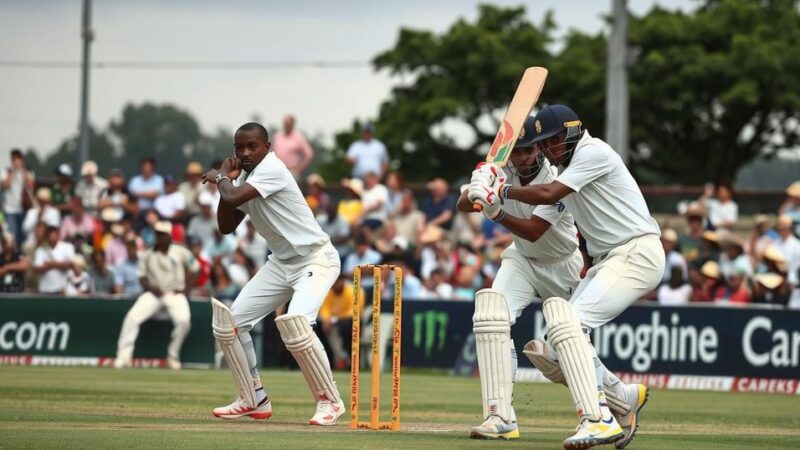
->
319, 274, 363, 370
337, 178, 363, 227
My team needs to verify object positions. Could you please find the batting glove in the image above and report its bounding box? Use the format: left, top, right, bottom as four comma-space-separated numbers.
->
467, 183, 504, 221
471, 162, 505, 186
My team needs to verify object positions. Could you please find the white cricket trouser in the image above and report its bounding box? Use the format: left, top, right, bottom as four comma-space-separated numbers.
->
493, 247, 583, 324
571, 234, 665, 329
116, 292, 192, 361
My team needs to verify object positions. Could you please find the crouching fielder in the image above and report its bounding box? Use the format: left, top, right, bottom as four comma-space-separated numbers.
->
471, 105, 664, 449
202, 122, 344, 425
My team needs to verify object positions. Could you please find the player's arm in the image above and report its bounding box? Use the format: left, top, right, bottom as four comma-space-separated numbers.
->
495, 213, 552, 243
505, 181, 573, 206
456, 189, 474, 213
216, 201, 246, 235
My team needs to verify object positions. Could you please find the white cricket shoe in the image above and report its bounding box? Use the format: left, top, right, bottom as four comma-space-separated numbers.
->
166, 356, 182, 370
469, 415, 520, 440
112, 356, 132, 369
563, 417, 624, 450
613, 384, 649, 449
213, 396, 272, 420
309, 398, 345, 426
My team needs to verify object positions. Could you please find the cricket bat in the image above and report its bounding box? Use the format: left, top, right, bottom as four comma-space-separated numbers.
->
474, 66, 548, 211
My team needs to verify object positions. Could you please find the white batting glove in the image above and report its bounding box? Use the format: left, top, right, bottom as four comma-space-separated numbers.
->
467, 183, 504, 221
471, 162, 506, 186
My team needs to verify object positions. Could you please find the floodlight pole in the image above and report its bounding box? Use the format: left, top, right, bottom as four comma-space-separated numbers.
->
77, 0, 93, 167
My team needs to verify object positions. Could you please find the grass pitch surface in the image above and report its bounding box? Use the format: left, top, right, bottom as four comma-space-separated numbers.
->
1, 366, 799, 449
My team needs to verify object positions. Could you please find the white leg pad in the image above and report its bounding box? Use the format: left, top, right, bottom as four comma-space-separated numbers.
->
275, 314, 341, 403
472, 288, 513, 422
542, 297, 601, 421
211, 297, 257, 409
523, 338, 630, 418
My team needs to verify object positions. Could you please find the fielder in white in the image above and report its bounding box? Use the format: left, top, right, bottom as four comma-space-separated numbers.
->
469, 105, 664, 450
114, 221, 198, 370
201, 122, 344, 425
461, 117, 652, 448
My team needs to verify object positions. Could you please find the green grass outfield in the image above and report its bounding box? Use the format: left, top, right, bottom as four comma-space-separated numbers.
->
1, 366, 799, 449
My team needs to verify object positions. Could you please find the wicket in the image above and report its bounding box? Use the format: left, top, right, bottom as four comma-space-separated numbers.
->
350, 264, 402, 431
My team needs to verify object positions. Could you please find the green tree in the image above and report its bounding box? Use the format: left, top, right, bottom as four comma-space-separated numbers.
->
39, 126, 117, 177
368, 4, 554, 181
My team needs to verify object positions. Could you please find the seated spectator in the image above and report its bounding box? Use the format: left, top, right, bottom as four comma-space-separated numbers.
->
87, 250, 115, 294
317, 201, 351, 260
139, 209, 160, 247
113, 238, 143, 297
23, 187, 61, 236
691, 260, 722, 302
75, 160, 108, 215
421, 267, 454, 299
718, 232, 752, 280
662, 228, 688, 284
188, 237, 211, 291
690, 230, 721, 271
61, 196, 97, 242
338, 178, 364, 227
342, 234, 382, 292
713, 268, 752, 304
384, 171, 405, 218
51, 163, 76, 213
389, 189, 425, 250
476, 216, 513, 253
748, 214, 777, 265
103, 219, 129, 267
699, 183, 737, 230
178, 162, 205, 217
128, 157, 164, 213
677, 201, 706, 263
187, 191, 217, 244
34, 225, 76, 294
771, 215, 800, 275
418, 226, 454, 280
238, 219, 268, 268
753, 273, 790, 306
658, 266, 692, 306
153, 175, 186, 222
421, 178, 455, 231
22, 222, 46, 292
384, 260, 424, 299
98, 168, 131, 218
304, 173, 331, 216
0, 233, 26, 293
318, 274, 362, 370
208, 263, 239, 301
778, 181, 800, 235
452, 265, 479, 301
65, 254, 93, 295
203, 230, 237, 261
113, 221, 198, 370
359, 171, 389, 233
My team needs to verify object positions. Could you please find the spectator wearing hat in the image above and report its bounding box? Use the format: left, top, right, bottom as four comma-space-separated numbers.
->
699, 183, 738, 230
51, 163, 76, 213
273, 114, 314, 179
771, 215, 800, 274
713, 265, 752, 304
98, 168, 131, 218
677, 201, 706, 263
1, 149, 35, 247
0, 232, 27, 293
657, 266, 692, 306
60, 196, 97, 242
338, 178, 364, 227
187, 191, 217, 244
692, 260, 723, 302
346, 123, 389, 180
33, 225, 76, 294
65, 254, 93, 295
753, 273, 790, 307
661, 228, 688, 285
154, 175, 186, 222
718, 231, 752, 280
748, 214, 777, 265
113, 221, 199, 370
128, 157, 164, 212
101, 207, 128, 266
304, 173, 331, 216
421, 178, 456, 231
75, 160, 108, 215
113, 237, 142, 296
22, 187, 61, 237
179, 162, 205, 217
778, 181, 800, 234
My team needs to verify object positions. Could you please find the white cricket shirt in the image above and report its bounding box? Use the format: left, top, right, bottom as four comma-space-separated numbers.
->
502, 160, 578, 261
556, 131, 660, 258
235, 152, 329, 261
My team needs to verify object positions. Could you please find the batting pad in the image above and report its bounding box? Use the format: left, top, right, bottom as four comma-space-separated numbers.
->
524, 339, 630, 418
472, 289, 513, 421
275, 314, 341, 403
542, 297, 601, 421
211, 298, 257, 409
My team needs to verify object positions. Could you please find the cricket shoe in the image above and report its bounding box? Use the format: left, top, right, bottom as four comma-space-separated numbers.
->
469, 415, 520, 440
166, 356, 182, 370
309, 398, 345, 426
212, 396, 272, 420
563, 417, 624, 450
613, 384, 649, 449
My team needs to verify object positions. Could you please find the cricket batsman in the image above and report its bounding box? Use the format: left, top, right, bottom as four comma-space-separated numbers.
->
469, 105, 664, 449
202, 122, 344, 425
461, 117, 649, 448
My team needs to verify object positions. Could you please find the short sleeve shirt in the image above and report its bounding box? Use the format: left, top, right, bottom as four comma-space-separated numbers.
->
556, 131, 660, 257
138, 244, 199, 293
346, 139, 389, 179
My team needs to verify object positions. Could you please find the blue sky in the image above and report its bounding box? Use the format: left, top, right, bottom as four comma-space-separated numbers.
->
0, 0, 692, 163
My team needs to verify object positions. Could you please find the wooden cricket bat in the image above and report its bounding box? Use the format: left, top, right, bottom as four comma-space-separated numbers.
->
474, 66, 548, 211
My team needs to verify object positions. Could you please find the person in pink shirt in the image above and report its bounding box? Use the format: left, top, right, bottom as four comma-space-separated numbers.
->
61, 197, 97, 242
272, 114, 313, 178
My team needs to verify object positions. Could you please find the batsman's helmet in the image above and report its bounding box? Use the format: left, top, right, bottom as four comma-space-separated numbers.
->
530, 105, 582, 144
514, 116, 538, 149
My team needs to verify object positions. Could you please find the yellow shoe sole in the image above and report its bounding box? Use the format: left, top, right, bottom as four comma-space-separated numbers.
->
615, 384, 650, 449
469, 428, 520, 440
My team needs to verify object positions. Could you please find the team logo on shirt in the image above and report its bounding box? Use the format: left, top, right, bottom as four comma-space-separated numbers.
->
555, 201, 565, 212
